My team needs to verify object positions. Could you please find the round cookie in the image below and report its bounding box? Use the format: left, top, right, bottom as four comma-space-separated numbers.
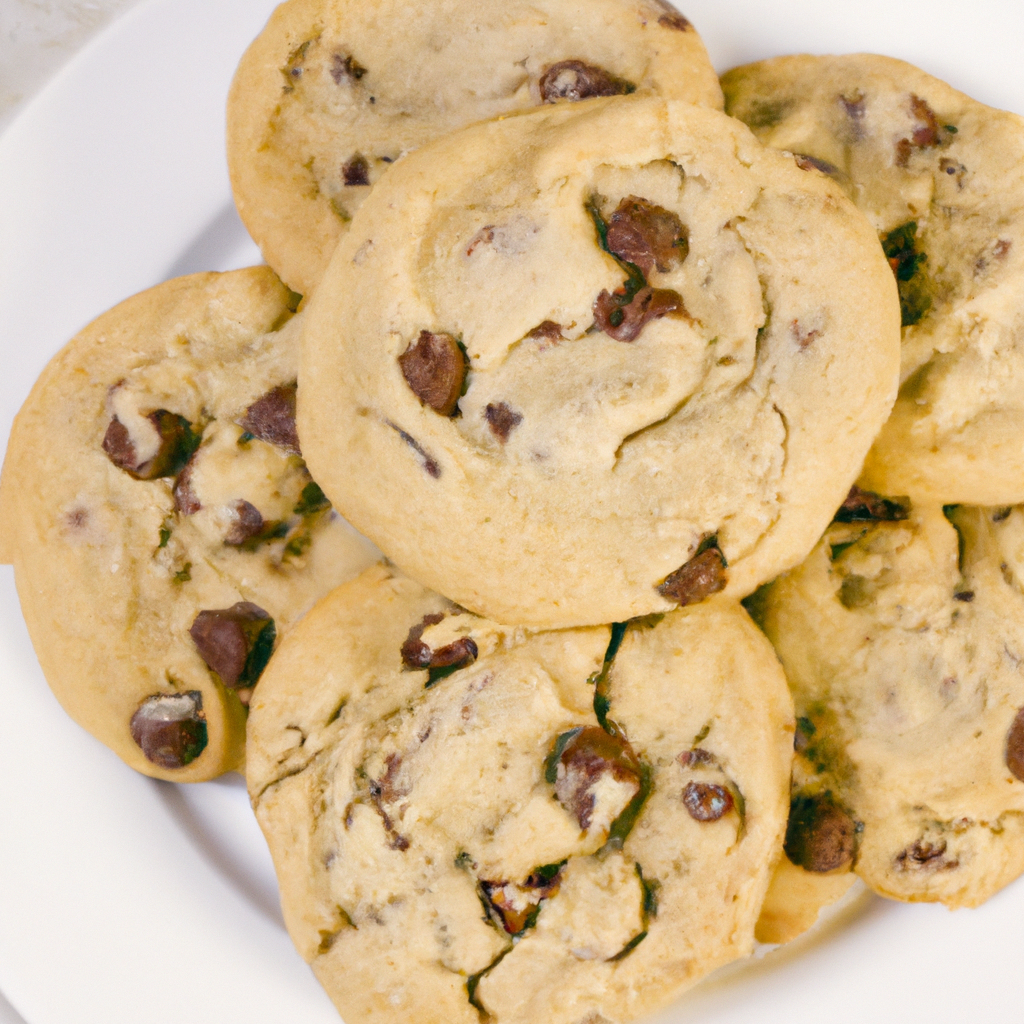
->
0, 267, 378, 782
750, 495, 1024, 908
227, 0, 723, 297
299, 96, 901, 628
723, 54, 1024, 506
247, 564, 794, 1024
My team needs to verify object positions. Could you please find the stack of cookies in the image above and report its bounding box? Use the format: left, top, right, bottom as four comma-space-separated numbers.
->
1, 2, 1022, 1021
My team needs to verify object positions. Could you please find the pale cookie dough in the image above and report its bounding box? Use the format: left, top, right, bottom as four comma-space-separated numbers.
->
751, 496, 1024, 907
754, 857, 858, 946
299, 96, 901, 628
247, 563, 794, 1024
227, 0, 723, 296
0, 267, 378, 782
723, 54, 1024, 505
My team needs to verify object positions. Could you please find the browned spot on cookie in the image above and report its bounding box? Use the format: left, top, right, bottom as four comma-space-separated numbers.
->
173, 457, 200, 515
102, 410, 197, 480
833, 485, 909, 523
190, 601, 276, 690
895, 838, 959, 872
331, 52, 366, 84
1006, 707, 1024, 781
484, 402, 522, 442
550, 726, 642, 831
240, 382, 300, 456
593, 286, 682, 343
466, 225, 495, 256
656, 543, 726, 606
657, 11, 691, 31
480, 869, 563, 935
785, 793, 857, 873
224, 500, 266, 546
791, 319, 821, 348
682, 781, 733, 822
605, 196, 687, 277
398, 330, 466, 416
130, 691, 208, 770
539, 60, 635, 102
64, 507, 89, 530
342, 153, 370, 186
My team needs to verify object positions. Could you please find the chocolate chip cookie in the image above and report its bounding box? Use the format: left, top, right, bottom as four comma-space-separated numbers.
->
0, 267, 378, 781
227, 0, 723, 296
751, 495, 1024, 907
723, 54, 1024, 506
298, 96, 901, 627
247, 563, 794, 1024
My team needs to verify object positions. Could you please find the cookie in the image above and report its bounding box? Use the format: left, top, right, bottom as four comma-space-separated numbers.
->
0, 267, 378, 782
723, 54, 1024, 506
227, 0, 723, 297
298, 95, 901, 628
247, 563, 794, 1024
753, 854, 858, 946
750, 496, 1024, 907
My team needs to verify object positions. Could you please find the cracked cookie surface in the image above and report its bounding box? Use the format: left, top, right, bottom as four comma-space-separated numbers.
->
0, 267, 378, 781
751, 499, 1024, 907
723, 54, 1024, 505
299, 96, 901, 627
246, 563, 793, 1024
227, 0, 723, 297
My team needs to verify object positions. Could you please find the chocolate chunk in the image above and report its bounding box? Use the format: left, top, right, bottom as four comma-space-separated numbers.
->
240, 382, 300, 456
548, 726, 642, 831
331, 53, 366, 84
1006, 707, 1024, 782
593, 285, 682, 342
657, 543, 727, 607
953, 590, 975, 602
604, 196, 687, 277
539, 60, 635, 102
173, 457, 200, 515
895, 94, 942, 166
833, 485, 910, 523
785, 793, 857, 873
224, 500, 266, 546
189, 602, 276, 690
480, 867, 562, 935
398, 331, 467, 416
894, 837, 958, 872
343, 154, 370, 186
527, 320, 565, 341
484, 402, 523, 442
682, 781, 734, 822
102, 410, 198, 480
399, 612, 478, 675
130, 691, 208, 770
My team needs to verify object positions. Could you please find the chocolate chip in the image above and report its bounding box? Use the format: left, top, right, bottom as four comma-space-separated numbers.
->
480, 868, 562, 935
833, 485, 910, 523
539, 60, 635, 102
484, 402, 522, 442
682, 781, 734, 822
130, 691, 208, 769
677, 747, 717, 768
399, 613, 478, 675
527, 320, 565, 341
894, 838, 958, 872
224, 500, 266, 546
794, 153, 839, 177
189, 602, 276, 690
895, 94, 942, 166
342, 154, 370, 186
657, 11, 691, 31
604, 196, 687, 277
102, 410, 198, 480
173, 457, 200, 515
839, 90, 866, 121
367, 755, 411, 851
387, 420, 442, 478
398, 331, 467, 416
593, 285, 683, 342
953, 590, 975, 602
330, 53, 366, 84
784, 793, 857, 873
239, 382, 300, 456
548, 726, 642, 831
656, 543, 727, 607
466, 225, 495, 256
1006, 707, 1024, 781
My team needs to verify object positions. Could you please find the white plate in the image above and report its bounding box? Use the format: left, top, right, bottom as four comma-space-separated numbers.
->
0, 1, 1022, 1021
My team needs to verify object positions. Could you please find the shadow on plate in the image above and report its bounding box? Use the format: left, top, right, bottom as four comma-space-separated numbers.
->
163, 202, 263, 279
